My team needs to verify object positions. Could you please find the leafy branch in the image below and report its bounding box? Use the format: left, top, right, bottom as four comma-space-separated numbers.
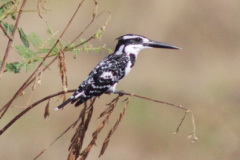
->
0, 0, 27, 77
0, 0, 111, 119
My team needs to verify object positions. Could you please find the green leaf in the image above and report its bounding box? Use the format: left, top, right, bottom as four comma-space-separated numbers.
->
37, 48, 51, 54
22, 61, 37, 72
72, 48, 81, 54
1, 22, 14, 36
6, 62, 24, 73
15, 45, 36, 60
107, 48, 112, 53
27, 32, 42, 48
93, 48, 100, 53
10, 13, 16, 20
95, 29, 103, 39
23, 63, 29, 72
1, 0, 13, 2
7, 23, 14, 35
18, 28, 30, 48
46, 26, 54, 35
48, 39, 60, 54
0, 0, 16, 21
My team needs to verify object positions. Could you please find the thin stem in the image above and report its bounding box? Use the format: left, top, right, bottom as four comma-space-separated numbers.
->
0, 90, 76, 136
2, 35, 95, 73
0, 34, 95, 117
115, 92, 188, 111
0, 56, 57, 118
34, 116, 81, 160
0, 0, 86, 118
0, 23, 12, 40
0, 0, 28, 78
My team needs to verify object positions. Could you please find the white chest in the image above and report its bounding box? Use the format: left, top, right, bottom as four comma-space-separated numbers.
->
124, 60, 132, 77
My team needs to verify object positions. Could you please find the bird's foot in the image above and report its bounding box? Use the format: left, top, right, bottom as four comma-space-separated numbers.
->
112, 90, 125, 96
105, 90, 125, 96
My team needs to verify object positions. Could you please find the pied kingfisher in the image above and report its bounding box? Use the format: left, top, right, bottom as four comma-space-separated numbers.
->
55, 34, 180, 110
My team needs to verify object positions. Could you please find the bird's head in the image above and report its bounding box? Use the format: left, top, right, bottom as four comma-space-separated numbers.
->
114, 34, 181, 55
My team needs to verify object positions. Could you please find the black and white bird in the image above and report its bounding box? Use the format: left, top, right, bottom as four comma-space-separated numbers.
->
55, 34, 180, 110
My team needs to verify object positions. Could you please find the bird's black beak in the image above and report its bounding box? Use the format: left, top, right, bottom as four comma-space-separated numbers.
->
143, 40, 181, 50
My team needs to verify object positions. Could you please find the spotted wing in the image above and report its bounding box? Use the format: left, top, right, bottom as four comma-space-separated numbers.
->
71, 54, 128, 106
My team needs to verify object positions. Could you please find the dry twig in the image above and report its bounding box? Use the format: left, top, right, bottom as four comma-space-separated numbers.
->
58, 44, 68, 101
114, 92, 198, 142
79, 95, 121, 160
34, 110, 83, 160
67, 99, 96, 160
0, 90, 76, 136
99, 96, 131, 157
44, 99, 50, 119
37, 0, 50, 18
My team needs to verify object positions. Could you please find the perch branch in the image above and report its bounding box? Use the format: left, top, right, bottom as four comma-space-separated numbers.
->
0, 90, 76, 136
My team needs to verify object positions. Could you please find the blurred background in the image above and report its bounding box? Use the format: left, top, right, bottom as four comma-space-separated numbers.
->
0, 0, 240, 159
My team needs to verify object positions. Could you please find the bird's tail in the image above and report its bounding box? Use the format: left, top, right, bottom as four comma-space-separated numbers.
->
55, 98, 72, 110
74, 97, 90, 107
70, 97, 90, 107
55, 95, 92, 110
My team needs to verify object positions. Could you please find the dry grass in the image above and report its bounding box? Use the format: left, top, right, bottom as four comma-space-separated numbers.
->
99, 97, 130, 157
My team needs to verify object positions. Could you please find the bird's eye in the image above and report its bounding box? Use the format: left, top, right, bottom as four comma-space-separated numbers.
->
135, 37, 142, 42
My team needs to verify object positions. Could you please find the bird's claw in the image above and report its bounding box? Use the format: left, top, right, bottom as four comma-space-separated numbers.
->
112, 90, 125, 96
